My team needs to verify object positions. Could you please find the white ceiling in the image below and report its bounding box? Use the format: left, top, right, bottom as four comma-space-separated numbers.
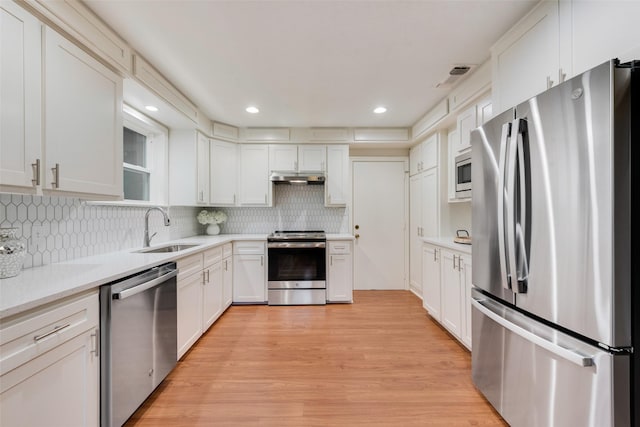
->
85, 0, 536, 129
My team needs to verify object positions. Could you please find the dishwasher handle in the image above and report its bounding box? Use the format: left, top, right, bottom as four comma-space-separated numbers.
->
113, 269, 178, 300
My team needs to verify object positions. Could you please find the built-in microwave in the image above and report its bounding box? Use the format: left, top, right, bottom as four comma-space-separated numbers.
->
454, 152, 472, 199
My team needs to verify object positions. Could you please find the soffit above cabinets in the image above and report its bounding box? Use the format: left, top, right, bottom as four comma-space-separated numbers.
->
84, 0, 536, 128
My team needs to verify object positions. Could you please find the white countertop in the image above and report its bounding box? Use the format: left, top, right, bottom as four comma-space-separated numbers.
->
422, 237, 472, 255
0, 233, 355, 319
0, 234, 267, 320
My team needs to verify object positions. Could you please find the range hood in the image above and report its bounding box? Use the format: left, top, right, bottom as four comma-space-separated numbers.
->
270, 172, 325, 185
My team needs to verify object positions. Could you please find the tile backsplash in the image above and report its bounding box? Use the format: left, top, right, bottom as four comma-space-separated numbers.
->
0, 185, 347, 269
0, 194, 199, 269
213, 185, 348, 234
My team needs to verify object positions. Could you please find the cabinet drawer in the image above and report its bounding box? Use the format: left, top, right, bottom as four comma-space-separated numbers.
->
329, 241, 352, 254
204, 246, 223, 266
0, 290, 98, 376
177, 253, 203, 279
233, 241, 265, 255
222, 243, 233, 259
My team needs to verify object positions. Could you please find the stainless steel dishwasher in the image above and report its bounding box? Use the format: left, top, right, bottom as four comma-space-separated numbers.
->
100, 262, 178, 427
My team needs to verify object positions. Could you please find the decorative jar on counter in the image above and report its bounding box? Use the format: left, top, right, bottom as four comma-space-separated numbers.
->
0, 228, 27, 278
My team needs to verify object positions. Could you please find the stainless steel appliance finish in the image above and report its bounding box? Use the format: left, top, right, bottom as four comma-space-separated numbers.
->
267, 231, 327, 305
454, 151, 472, 198
270, 172, 325, 185
471, 59, 638, 426
100, 263, 178, 427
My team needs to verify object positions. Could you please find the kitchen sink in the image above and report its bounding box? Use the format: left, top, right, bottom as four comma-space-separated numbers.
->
136, 244, 201, 253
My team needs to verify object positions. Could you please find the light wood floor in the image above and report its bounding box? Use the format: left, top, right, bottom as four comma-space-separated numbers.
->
125, 291, 506, 426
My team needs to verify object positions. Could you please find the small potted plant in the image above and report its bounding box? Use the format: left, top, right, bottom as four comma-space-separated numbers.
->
197, 209, 227, 235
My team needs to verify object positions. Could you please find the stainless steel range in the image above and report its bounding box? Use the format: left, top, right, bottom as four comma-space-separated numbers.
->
267, 230, 326, 305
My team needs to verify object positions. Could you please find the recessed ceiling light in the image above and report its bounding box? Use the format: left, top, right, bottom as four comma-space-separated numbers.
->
144, 105, 158, 112
246, 106, 260, 114
374, 107, 387, 114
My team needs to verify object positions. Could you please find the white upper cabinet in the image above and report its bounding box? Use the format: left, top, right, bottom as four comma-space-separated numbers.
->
196, 132, 210, 205
268, 144, 297, 172
409, 133, 438, 176
239, 145, 271, 206
454, 105, 476, 154
492, 1, 560, 114
325, 145, 348, 207
44, 27, 123, 199
298, 145, 326, 172
210, 139, 237, 206
268, 145, 326, 173
0, 2, 42, 193
562, 1, 640, 77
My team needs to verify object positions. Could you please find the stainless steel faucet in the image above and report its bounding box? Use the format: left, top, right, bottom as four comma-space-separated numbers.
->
143, 207, 171, 247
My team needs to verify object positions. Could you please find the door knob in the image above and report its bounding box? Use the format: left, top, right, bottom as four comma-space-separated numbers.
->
355, 234, 360, 239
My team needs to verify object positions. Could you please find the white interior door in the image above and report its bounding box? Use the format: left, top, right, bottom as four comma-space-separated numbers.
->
352, 160, 407, 290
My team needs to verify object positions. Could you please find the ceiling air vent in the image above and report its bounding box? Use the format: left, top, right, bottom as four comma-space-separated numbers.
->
435, 64, 474, 88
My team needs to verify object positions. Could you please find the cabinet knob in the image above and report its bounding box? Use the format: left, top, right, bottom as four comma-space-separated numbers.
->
355, 234, 360, 239
355, 225, 360, 230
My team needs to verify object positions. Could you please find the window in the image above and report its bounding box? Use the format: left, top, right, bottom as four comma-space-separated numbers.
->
122, 105, 168, 204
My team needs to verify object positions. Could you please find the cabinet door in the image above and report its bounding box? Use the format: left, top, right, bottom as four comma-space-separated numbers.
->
421, 168, 439, 238
233, 254, 266, 303
409, 144, 422, 176
0, 329, 99, 427
492, 0, 559, 113
476, 97, 493, 125
268, 145, 297, 172
298, 145, 326, 172
440, 249, 462, 338
421, 244, 441, 321
239, 145, 270, 205
44, 27, 123, 198
328, 246, 353, 303
456, 105, 476, 154
0, 2, 42, 192
461, 257, 472, 349
202, 261, 224, 331
446, 129, 458, 201
223, 256, 233, 309
210, 139, 237, 205
177, 271, 203, 359
196, 132, 210, 204
409, 174, 422, 294
325, 145, 348, 206
422, 133, 438, 171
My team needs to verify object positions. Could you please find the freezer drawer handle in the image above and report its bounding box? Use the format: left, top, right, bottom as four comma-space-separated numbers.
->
471, 298, 594, 367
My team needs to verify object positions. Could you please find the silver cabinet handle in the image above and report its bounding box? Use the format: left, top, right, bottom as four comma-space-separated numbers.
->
264, 194, 267, 204
91, 328, 99, 357
546, 75, 554, 89
471, 298, 594, 367
559, 68, 566, 83
31, 159, 40, 186
433, 248, 436, 262
260, 256, 263, 266
34, 323, 71, 342
453, 254, 456, 270
51, 163, 59, 189
294, 160, 298, 171
330, 255, 333, 266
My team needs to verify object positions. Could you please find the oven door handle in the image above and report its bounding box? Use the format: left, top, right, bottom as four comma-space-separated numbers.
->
267, 242, 326, 249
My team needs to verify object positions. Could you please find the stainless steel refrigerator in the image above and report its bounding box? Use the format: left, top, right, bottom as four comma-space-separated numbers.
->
470, 59, 639, 426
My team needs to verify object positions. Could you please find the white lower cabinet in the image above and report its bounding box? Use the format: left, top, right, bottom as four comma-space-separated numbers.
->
441, 249, 463, 339
176, 244, 233, 359
222, 244, 233, 309
327, 240, 353, 303
421, 244, 441, 321
232, 241, 266, 303
421, 243, 472, 350
0, 291, 99, 427
176, 254, 204, 359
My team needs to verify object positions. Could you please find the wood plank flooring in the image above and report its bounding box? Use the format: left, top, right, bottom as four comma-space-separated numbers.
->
125, 291, 506, 426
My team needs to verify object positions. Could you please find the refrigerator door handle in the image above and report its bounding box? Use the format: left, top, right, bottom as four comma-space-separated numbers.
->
515, 120, 530, 292
471, 297, 594, 367
505, 120, 520, 291
497, 122, 512, 290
